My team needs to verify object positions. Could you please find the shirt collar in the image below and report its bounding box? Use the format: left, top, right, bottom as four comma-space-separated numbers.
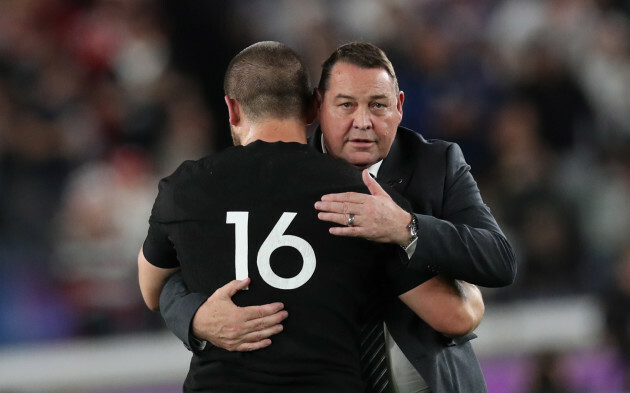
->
320, 133, 383, 178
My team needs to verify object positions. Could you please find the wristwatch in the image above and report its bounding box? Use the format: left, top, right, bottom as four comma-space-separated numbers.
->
401, 214, 418, 251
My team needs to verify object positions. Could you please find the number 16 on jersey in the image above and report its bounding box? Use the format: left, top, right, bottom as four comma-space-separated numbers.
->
226, 211, 317, 290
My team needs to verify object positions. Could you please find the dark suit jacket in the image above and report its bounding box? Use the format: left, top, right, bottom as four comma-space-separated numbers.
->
309, 126, 515, 393
159, 126, 516, 393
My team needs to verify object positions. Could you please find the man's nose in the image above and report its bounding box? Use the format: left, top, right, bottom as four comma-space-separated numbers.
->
352, 107, 372, 130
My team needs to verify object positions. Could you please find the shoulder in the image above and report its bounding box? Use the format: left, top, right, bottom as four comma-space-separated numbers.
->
299, 147, 367, 190
382, 128, 471, 200
395, 127, 455, 155
160, 146, 242, 188
387, 127, 463, 170
159, 159, 203, 191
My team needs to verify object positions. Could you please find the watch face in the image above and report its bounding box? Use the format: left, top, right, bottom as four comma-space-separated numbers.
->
409, 216, 418, 237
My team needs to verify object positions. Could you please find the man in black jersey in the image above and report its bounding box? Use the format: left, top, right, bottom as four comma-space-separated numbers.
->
138, 41, 483, 393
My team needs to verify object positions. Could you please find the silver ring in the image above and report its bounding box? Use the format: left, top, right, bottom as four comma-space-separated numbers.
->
347, 213, 355, 226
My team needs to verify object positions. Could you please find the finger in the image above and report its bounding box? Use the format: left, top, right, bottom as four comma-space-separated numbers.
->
317, 212, 356, 226
329, 226, 363, 237
217, 278, 252, 298
244, 310, 289, 331
362, 169, 388, 197
242, 322, 285, 343
236, 338, 273, 352
319, 192, 367, 203
314, 201, 358, 214
241, 302, 286, 321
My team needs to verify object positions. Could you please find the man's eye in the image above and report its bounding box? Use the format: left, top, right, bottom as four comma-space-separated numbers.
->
373, 103, 385, 109
341, 103, 352, 108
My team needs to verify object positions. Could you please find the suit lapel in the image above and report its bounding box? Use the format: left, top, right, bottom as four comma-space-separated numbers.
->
378, 129, 416, 194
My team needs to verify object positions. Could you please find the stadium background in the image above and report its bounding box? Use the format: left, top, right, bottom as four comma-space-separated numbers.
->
1, 0, 629, 392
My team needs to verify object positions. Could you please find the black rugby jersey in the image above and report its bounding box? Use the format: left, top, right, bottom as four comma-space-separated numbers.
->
143, 141, 422, 393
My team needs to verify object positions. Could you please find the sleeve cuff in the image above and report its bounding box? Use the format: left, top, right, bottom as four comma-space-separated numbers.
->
402, 237, 418, 259
389, 246, 437, 294
189, 334, 208, 352
159, 273, 209, 353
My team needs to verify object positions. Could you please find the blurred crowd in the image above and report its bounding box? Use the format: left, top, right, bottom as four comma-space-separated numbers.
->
0, 0, 216, 341
1, 0, 630, 391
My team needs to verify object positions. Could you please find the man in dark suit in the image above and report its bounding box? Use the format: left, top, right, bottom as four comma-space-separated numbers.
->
309, 42, 516, 393
158, 42, 515, 393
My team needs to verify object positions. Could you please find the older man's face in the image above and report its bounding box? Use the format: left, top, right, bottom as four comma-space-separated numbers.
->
318, 62, 404, 169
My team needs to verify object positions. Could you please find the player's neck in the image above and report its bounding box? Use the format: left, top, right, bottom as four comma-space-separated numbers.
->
240, 118, 307, 145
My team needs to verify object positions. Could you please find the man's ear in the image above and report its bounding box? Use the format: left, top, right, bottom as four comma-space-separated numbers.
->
305, 89, 318, 125
397, 90, 405, 118
224, 95, 240, 125
313, 88, 323, 121
315, 88, 323, 108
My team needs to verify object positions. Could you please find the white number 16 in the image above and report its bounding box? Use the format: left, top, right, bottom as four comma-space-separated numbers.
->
226, 211, 316, 290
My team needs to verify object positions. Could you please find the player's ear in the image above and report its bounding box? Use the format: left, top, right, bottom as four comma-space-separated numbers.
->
225, 95, 240, 125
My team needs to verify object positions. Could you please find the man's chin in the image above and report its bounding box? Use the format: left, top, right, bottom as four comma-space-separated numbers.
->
347, 155, 378, 170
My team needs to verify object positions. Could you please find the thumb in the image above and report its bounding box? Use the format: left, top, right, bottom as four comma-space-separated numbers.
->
218, 277, 251, 298
362, 169, 388, 197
